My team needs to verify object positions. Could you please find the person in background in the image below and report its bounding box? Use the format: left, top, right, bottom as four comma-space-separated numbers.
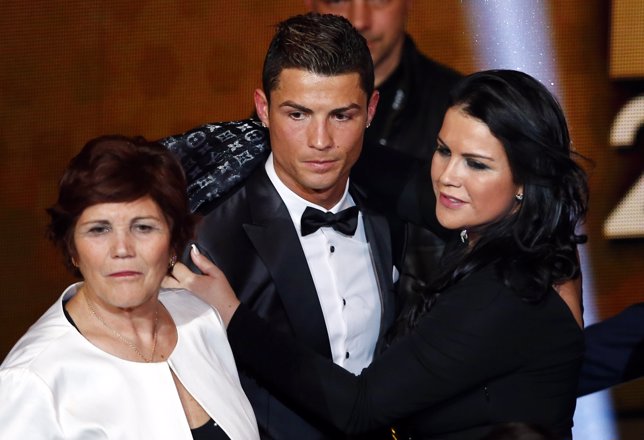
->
305, 0, 463, 299
179, 13, 397, 440
172, 69, 588, 440
578, 302, 644, 396
0, 136, 258, 439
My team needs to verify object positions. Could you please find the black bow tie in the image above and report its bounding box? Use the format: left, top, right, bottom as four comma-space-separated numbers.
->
300, 206, 359, 237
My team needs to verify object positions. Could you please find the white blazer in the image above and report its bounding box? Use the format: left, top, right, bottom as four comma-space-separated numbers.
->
0, 283, 259, 439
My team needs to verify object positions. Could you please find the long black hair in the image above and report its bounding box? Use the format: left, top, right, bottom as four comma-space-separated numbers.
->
393, 70, 588, 338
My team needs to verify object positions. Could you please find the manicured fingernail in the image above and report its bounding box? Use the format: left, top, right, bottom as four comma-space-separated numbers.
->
191, 243, 200, 255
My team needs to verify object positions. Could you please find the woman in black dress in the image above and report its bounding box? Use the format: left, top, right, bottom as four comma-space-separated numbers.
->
172, 69, 588, 440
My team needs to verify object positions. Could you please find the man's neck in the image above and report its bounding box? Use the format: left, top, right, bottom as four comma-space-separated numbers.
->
265, 154, 350, 211
374, 36, 406, 87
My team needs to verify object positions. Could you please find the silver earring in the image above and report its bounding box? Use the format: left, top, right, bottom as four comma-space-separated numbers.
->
261, 121, 267, 128
366, 122, 371, 128
515, 193, 524, 202
71, 257, 79, 268
169, 255, 177, 269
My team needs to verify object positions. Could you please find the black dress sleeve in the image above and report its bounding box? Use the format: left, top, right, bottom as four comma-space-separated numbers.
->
227, 271, 529, 433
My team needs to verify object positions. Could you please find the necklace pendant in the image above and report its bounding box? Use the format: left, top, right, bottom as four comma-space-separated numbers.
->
460, 229, 468, 243
84, 293, 160, 363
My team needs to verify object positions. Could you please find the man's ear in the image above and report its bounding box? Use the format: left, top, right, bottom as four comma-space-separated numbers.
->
254, 89, 270, 127
367, 90, 380, 127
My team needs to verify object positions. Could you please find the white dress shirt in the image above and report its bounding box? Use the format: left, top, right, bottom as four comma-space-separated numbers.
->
0, 284, 259, 440
266, 154, 381, 374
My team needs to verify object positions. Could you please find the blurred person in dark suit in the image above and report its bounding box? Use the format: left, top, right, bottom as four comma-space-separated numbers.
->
578, 302, 644, 396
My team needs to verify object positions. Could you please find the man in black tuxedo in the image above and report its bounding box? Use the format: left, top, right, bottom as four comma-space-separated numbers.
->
191, 14, 397, 439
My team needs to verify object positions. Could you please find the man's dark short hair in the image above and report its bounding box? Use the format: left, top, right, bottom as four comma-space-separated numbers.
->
262, 13, 374, 102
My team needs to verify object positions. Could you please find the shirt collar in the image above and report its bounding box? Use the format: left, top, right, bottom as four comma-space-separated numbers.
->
264, 153, 355, 234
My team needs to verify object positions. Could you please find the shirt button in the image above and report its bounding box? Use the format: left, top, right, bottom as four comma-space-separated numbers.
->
342, 298, 346, 306
345, 352, 350, 359
330, 245, 335, 253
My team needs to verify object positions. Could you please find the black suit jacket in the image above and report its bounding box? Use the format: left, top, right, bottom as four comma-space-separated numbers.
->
227, 263, 583, 440
578, 302, 644, 396
359, 35, 461, 162
194, 165, 397, 439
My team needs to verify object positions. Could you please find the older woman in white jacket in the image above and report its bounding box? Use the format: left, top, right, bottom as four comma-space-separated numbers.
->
0, 136, 258, 440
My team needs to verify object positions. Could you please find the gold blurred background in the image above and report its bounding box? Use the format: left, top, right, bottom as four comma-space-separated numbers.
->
1, 0, 642, 420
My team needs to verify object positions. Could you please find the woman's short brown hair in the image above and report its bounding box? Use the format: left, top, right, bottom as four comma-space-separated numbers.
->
47, 135, 195, 276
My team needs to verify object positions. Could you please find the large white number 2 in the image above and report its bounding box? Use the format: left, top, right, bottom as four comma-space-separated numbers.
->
603, 94, 644, 239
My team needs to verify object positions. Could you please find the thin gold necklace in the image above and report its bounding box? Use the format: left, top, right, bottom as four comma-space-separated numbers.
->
84, 293, 159, 363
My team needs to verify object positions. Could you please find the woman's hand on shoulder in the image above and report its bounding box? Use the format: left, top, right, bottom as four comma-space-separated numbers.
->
162, 244, 240, 327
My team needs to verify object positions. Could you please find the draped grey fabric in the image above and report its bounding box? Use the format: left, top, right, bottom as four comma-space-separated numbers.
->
161, 119, 269, 213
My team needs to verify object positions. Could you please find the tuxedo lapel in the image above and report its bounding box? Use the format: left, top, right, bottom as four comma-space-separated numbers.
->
242, 169, 332, 358
350, 185, 397, 339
